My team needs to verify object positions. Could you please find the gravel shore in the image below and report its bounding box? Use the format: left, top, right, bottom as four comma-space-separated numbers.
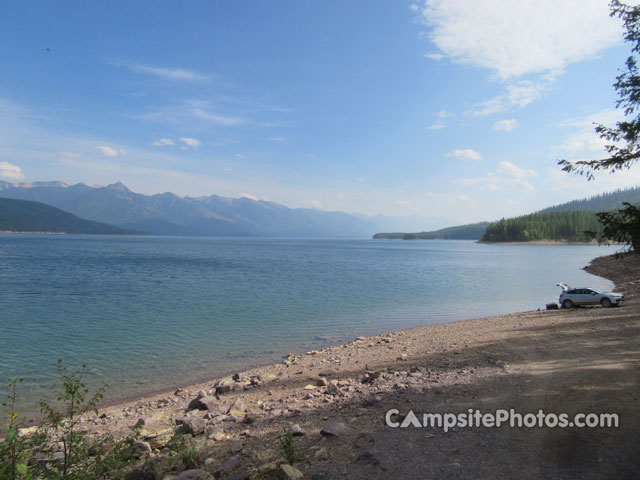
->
63, 253, 640, 479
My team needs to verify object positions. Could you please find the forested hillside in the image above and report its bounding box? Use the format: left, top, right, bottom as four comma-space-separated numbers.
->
480, 211, 602, 243
0, 198, 138, 234
539, 187, 640, 213
374, 222, 490, 240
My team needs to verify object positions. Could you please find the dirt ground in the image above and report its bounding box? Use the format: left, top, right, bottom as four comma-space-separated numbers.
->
67, 253, 640, 479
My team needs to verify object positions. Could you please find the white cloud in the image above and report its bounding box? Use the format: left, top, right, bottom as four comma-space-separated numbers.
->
493, 119, 518, 132
424, 53, 444, 61
437, 110, 455, 119
547, 166, 640, 193
418, 0, 621, 80
417, 1, 622, 116
151, 138, 175, 147
0, 161, 24, 180
135, 101, 245, 128
447, 148, 482, 161
427, 110, 455, 130
469, 80, 549, 116
552, 109, 623, 159
548, 108, 640, 188
96, 145, 122, 157
179, 137, 201, 149
116, 62, 212, 82
497, 161, 538, 179
189, 108, 244, 126
234, 153, 245, 159
240, 193, 258, 201
458, 161, 538, 192
308, 200, 323, 208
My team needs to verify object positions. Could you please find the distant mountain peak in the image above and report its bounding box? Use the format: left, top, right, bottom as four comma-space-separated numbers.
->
106, 181, 130, 192
2, 181, 70, 189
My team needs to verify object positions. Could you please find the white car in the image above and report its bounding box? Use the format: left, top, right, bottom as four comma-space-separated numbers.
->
556, 283, 625, 308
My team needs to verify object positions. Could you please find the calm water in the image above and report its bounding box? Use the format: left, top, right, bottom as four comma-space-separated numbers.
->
0, 235, 614, 418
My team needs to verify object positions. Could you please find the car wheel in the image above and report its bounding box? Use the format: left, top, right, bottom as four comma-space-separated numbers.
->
562, 299, 574, 309
601, 298, 612, 308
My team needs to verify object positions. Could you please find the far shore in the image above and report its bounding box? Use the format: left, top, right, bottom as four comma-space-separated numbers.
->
0, 230, 68, 235
476, 239, 602, 245
27, 252, 638, 479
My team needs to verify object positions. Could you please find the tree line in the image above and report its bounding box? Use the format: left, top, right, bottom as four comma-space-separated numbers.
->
480, 211, 602, 243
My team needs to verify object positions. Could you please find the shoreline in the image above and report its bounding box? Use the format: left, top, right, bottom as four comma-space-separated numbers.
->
476, 239, 601, 245
19, 252, 640, 479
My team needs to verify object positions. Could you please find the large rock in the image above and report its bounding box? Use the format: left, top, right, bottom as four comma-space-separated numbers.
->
226, 397, 247, 415
214, 455, 240, 476
320, 422, 349, 437
143, 428, 174, 449
215, 378, 235, 395
189, 395, 221, 412
129, 441, 152, 455
281, 464, 304, 480
176, 417, 205, 436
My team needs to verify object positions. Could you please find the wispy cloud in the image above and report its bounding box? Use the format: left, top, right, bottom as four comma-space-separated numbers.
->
458, 161, 538, 191
113, 61, 213, 82
427, 110, 455, 130
552, 109, 623, 159
180, 137, 201, 149
468, 81, 548, 116
0, 161, 24, 180
447, 149, 482, 161
493, 119, 518, 132
437, 110, 455, 119
136, 101, 245, 129
151, 138, 175, 147
424, 53, 444, 61
96, 145, 125, 157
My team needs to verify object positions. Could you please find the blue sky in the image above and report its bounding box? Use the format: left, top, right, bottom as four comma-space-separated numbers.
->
1, 0, 639, 225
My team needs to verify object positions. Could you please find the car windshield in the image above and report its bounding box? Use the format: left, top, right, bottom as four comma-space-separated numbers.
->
590, 288, 604, 294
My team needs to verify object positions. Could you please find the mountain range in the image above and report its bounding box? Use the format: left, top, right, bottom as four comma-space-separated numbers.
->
0, 181, 447, 238
0, 198, 138, 234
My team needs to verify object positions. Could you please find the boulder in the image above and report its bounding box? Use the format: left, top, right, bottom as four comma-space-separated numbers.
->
214, 456, 240, 477
320, 422, 349, 437
176, 417, 205, 436
226, 398, 247, 415
189, 395, 221, 412
129, 441, 152, 455
281, 464, 304, 480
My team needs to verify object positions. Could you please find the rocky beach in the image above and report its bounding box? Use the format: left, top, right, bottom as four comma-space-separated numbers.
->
21, 253, 640, 480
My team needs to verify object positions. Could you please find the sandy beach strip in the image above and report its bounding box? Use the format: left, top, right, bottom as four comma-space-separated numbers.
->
38, 253, 640, 479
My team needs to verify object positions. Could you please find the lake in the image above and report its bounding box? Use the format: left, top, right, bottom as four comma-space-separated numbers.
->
0, 235, 615, 418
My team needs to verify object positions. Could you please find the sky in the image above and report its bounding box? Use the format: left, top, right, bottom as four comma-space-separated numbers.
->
1, 0, 640, 224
